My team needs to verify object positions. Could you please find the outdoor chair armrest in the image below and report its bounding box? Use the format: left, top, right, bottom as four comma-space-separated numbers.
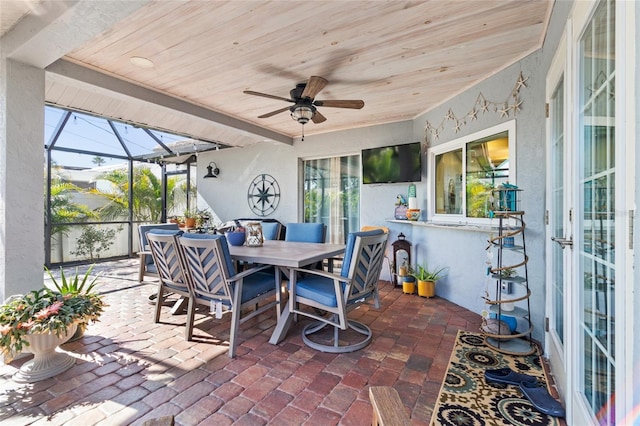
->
227, 263, 274, 282
289, 267, 352, 284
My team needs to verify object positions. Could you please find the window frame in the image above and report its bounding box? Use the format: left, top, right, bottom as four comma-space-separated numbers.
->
428, 120, 517, 224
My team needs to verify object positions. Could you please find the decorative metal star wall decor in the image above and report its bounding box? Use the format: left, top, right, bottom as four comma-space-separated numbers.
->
424, 72, 528, 142
247, 174, 280, 216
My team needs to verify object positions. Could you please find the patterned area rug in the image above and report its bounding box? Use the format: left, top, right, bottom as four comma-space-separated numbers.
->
431, 331, 562, 426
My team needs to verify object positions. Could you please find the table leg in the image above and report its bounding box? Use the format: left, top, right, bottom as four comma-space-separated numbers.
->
269, 266, 293, 344
275, 266, 282, 322
170, 297, 188, 315
269, 303, 293, 344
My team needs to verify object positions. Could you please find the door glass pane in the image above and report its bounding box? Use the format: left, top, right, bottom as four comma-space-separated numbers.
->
303, 155, 360, 244
435, 149, 462, 214
166, 163, 190, 220
578, 0, 615, 423
550, 77, 565, 344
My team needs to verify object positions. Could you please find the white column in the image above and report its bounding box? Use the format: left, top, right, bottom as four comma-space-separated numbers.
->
0, 58, 46, 301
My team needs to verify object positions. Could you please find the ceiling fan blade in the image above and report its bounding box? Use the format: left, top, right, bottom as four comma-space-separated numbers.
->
312, 110, 327, 124
314, 99, 364, 109
243, 90, 293, 103
258, 106, 291, 118
301, 76, 328, 99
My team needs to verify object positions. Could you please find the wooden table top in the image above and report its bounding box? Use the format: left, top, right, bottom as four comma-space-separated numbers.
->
228, 240, 345, 269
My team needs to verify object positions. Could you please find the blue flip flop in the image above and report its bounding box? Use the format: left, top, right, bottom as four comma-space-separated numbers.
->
484, 367, 537, 386
519, 381, 566, 417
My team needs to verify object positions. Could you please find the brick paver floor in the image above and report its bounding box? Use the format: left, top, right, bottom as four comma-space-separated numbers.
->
0, 259, 482, 425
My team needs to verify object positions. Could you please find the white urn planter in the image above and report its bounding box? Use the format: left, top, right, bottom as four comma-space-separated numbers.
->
13, 323, 77, 383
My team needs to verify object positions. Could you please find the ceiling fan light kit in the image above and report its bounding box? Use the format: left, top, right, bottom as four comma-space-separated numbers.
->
290, 105, 316, 124
244, 75, 364, 139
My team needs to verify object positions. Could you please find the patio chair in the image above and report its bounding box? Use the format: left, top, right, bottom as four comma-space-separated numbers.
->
288, 229, 388, 353
146, 230, 191, 338
326, 225, 390, 273
137, 223, 180, 283
261, 221, 283, 240
178, 233, 279, 358
284, 222, 327, 273
284, 222, 326, 243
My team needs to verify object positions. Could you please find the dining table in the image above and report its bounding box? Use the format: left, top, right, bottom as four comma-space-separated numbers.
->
228, 239, 345, 344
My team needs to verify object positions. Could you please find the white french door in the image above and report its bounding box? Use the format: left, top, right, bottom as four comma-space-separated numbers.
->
545, 27, 570, 402
546, 0, 634, 424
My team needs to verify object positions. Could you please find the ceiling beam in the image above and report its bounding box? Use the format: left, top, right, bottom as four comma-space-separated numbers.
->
2, 1, 152, 69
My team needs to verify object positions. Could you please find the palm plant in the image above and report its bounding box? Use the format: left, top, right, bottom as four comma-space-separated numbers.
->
49, 179, 97, 232
91, 166, 182, 222
48, 178, 98, 263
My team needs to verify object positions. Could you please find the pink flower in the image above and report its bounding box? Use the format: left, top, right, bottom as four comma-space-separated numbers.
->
0, 324, 11, 336
18, 321, 34, 330
34, 301, 64, 320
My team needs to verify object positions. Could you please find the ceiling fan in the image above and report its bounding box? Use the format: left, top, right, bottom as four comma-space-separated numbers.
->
243, 76, 364, 135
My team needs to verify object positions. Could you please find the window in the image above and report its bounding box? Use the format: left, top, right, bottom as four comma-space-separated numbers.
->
302, 155, 360, 244
428, 120, 516, 222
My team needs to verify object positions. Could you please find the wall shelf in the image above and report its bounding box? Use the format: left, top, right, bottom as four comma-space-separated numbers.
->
386, 219, 497, 233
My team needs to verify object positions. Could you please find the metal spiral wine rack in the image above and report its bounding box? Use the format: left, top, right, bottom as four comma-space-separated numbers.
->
484, 211, 535, 356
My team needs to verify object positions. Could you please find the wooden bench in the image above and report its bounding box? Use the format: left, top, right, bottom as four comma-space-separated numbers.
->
369, 386, 411, 425
142, 415, 174, 426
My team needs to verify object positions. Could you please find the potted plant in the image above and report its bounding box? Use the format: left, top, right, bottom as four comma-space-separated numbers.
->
499, 267, 518, 279
45, 265, 102, 341
194, 208, 211, 228
400, 264, 416, 294
0, 275, 106, 382
412, 264, 448, 298
183, 210, 196, 228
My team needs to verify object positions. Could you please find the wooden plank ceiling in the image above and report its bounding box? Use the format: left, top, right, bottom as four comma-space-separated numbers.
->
6, 0, 552, 147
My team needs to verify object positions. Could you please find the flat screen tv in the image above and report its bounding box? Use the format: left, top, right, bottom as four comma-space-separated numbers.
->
362, 142, 421, 184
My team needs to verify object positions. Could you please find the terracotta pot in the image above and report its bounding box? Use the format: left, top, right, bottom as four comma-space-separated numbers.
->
184, 217, 196, 228
417, 280, 436, 298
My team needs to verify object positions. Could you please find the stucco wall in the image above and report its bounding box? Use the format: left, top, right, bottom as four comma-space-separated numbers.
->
197, 120, 414, 226
0, 59, 46, 301
196, 1, 577, 345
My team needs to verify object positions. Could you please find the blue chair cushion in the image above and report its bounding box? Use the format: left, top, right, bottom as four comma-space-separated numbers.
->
190, 269, 274, 306
285, 223, 324, 243
180, 233, 237, 277
147, 229, 183, 236
294, 275, 343, 308
239, 271, 276, 303
261, 222, 280, 240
